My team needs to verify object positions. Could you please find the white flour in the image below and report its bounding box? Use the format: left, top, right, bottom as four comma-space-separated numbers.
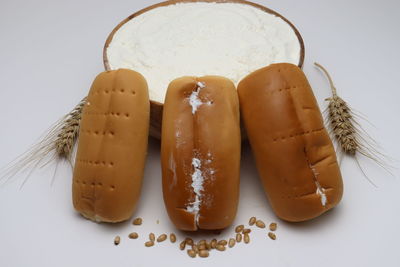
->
189, 82, 205, 114
315, 181, 327, 206
186, 158, 204, 223
107, 2, 301, 103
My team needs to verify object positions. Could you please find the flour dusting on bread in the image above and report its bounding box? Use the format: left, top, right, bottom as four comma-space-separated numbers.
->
189, 82, 206, 114
315, 181, 327, 206
186, 158, 204, 223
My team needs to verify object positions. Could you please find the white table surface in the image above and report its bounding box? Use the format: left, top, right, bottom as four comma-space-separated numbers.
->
1, 0, 399, 266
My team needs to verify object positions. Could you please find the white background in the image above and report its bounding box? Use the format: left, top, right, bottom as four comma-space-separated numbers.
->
1, 0, 399, 266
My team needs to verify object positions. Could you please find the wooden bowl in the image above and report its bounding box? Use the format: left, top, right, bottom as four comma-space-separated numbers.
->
103, 0, 305, 139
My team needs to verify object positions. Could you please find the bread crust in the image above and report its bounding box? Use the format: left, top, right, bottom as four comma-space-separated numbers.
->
161, 76, 241, 231
238, 63, 343, 222
72, 69, 150, 223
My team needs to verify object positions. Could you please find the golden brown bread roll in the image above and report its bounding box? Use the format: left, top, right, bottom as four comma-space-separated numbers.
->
237, 63, 343, 222
161, 76, 241, 231
72, 69, 150, 223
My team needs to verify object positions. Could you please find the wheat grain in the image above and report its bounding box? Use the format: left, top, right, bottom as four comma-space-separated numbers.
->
114, 235, 121, 245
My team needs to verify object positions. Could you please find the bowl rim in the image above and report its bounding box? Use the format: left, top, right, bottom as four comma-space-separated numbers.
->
103, 0, 305, 106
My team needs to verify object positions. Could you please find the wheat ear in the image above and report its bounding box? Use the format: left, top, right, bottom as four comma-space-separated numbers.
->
0, 97, 87, 187
315, 62, 392, 186
55, 97, 86, 162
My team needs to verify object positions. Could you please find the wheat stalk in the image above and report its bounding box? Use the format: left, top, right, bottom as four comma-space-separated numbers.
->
0, 97, 87, 187
315, 62, 392, 186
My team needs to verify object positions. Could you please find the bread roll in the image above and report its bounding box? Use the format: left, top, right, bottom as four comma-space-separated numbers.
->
237, 63, 343, 222
72, 69, 150, 223
161, 76, 241, 231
